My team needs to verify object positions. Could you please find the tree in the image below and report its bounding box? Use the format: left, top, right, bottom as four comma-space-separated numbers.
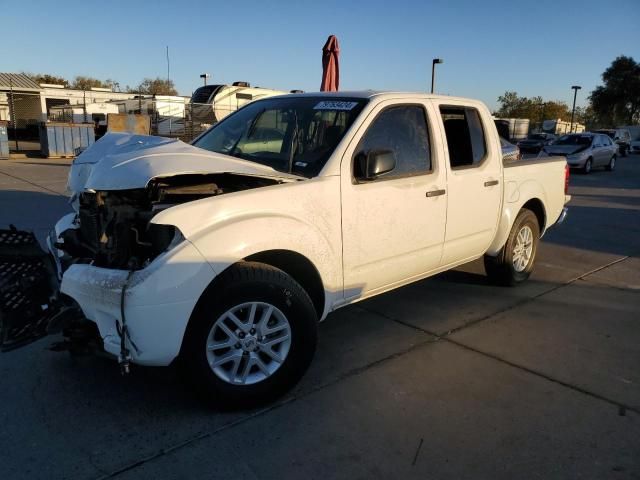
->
22, 72, 69, 87
128, 77, 178, 96
495, 91, 571, 125
589, 56, 640, 126
71, 76, 113, 90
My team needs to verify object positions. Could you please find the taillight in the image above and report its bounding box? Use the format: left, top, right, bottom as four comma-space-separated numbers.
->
564, 163, 570, 194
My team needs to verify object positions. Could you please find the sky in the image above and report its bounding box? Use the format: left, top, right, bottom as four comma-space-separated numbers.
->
2, 0, 639, 110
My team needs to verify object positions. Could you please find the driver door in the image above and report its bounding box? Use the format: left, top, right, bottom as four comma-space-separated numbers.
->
340, 101, 447, 300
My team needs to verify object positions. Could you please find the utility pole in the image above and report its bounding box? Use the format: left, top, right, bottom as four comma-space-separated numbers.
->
166, 46, 170, 84
539, 101, 546, 132
570, 85, 581, 133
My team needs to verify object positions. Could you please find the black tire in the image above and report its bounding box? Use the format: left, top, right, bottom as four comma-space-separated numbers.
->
181, 261, 318, 409
620, 146, 627, 157
484, 208, 540, 286
582, 157, 592, 174
606, 154, 616, 171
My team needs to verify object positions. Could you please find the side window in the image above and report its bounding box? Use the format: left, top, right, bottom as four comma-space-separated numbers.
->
439, 106, 487, 168
354, 105, 431, 179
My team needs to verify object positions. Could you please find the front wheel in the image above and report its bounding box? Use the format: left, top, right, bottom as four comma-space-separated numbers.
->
182, 262, 318, 408
484, 208, 540, 286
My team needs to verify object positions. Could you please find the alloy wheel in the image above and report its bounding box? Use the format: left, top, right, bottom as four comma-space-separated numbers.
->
206, 302, 292, 385
512, 225, 534, 273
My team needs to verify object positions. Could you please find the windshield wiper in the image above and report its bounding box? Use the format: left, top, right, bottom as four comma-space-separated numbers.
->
288, 109, 299, 174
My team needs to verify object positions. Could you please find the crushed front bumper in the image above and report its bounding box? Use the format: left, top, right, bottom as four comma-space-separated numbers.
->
60, 239, 217, 366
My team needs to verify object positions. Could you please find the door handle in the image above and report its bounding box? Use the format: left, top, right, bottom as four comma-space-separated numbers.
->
484, 180, 499, 187
426, 189, 446, 197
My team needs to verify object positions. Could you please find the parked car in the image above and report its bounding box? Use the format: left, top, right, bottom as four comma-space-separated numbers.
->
630, 138, 640, 154
516, 133, 557, 153
542, 133, 617, 173
593, 128, 632, 156
2, 91, 570, 407
500, 136, 521, 162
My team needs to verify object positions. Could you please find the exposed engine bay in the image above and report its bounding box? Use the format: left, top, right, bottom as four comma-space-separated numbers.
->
58, 173, 281, 270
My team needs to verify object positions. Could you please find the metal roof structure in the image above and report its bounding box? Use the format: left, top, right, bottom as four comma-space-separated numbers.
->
0, 73, 42, 92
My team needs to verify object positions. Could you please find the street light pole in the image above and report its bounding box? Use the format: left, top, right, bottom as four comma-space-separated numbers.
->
8, 74, 18, 151
431, 58, 443, 94
539, 101, 546, 132
570, 85, 581, 133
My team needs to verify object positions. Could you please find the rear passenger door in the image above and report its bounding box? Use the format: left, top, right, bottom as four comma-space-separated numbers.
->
595, 135, 610, 165
437, 103, 502, 265
341, 101, 447, 299
592, 135, 605, 165
601, 135, 616, 163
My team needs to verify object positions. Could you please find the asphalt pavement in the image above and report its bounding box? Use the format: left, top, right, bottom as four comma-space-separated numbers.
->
0, 153, 638, 480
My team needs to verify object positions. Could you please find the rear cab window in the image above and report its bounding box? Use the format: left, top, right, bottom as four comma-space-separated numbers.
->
439, 106, 487, 169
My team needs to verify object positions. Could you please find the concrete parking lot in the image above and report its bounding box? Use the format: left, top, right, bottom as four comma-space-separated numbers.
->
0, 153, 639, 479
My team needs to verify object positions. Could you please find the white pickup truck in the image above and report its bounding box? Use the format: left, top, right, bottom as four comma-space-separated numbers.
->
1, 91, 569, 407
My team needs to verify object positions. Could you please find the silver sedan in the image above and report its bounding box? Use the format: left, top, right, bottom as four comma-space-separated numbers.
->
542, 133, 617, 173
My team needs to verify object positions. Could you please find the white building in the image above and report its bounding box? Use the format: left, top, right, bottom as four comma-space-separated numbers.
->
0, 73, 136, 128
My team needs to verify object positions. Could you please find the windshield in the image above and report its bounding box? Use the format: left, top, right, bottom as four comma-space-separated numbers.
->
554, 135, 593, 146
193, 96, 368, 177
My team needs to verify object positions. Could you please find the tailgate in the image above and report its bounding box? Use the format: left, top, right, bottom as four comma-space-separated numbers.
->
0, 228, 61, 351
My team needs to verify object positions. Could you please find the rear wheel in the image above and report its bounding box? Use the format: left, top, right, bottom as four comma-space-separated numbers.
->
582, 158, 592, 174
182, 262, 318, 408
606, 154, 616, 171
484, 208, 540, 286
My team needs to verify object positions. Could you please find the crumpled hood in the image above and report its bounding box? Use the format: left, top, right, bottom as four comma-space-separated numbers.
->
68, 132, 300, 193
544, 144, 589, 156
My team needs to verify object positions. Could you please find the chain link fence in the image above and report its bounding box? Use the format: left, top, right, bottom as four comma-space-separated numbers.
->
107, 98, 239, 142
1, 91, 246, 154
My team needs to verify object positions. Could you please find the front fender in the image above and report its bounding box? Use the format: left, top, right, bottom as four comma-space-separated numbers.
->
486, 179, 548, 257
150, 178, 342, 315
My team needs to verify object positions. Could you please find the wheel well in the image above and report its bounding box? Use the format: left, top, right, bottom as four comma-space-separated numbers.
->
522, 198, 545, 232
245, 250, 325, 318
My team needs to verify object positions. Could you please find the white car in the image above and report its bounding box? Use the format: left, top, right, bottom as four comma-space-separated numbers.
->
2, 91, 570, 407
630, 138, 640, 154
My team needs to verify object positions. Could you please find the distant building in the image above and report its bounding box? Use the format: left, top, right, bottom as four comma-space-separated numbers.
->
0, 73, 135, 129
0, 92, 8, 121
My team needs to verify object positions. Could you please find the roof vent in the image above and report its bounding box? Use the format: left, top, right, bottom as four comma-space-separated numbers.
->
290, 89, 304, 94
232, 81, 250, 87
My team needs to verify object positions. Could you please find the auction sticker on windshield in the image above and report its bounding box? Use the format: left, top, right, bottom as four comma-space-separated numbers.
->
314, 101, 358, 110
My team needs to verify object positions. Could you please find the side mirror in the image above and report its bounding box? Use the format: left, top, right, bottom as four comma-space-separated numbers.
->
354, 149, 396, 181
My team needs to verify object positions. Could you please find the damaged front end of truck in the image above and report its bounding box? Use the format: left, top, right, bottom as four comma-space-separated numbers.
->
0, 133, 298, 368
